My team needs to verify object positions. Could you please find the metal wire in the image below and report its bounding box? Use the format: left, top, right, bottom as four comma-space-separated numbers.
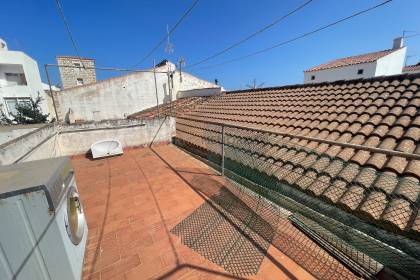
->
174, 117, 420, 280
186, 0, 314, 69
192, 0, 393, 71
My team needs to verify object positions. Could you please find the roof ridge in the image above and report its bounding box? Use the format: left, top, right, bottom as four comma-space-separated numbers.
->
227, 72, 420, 94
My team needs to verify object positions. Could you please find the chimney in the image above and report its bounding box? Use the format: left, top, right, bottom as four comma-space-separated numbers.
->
393, 37, 404, 49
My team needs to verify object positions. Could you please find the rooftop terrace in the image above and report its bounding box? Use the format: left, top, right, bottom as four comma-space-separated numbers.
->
74, 144, 358, 280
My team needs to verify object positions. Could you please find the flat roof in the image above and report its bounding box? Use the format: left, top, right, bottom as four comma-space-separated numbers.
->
74, 144, 357, 279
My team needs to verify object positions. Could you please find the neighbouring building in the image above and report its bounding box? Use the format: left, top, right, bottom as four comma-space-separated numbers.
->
304, 38, 407, 84
0, 38, 49, 119
53, 60, 222, 122
57, 56, 96, 89
403, 62, 420, 74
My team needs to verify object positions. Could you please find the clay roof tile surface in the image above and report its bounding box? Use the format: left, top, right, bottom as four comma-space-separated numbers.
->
172, 73, 420, 237
403, 63, 420, 73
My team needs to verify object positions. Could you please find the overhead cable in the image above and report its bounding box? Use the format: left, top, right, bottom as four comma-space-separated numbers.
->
194, 0, 392, 71
186, 0, 314, 69
54, 0, 87, 68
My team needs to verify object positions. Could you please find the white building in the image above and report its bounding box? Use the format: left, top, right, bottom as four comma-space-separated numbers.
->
53, 60, 222, 122
304, 38, 407, 84
0, 38, 49, 119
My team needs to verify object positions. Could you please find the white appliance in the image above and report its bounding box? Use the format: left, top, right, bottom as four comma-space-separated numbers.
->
90, 139, 123, 159
0, 157, 88, 280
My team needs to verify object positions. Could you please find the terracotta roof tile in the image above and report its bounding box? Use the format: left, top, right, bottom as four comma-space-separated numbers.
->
359, 191, 387, 220
403, 127, 420, 142
396, 139, 416, 153
405, 160, 420, 178
338, 185, 365, 211
374, 171, 399, 194
354, 167, 377, 188
322, 179, 348, 203
175, 73, 420, 236
395, 177, 419, 202
382, 198, 412, 230
403, 63, 420, 73
307, 175, 331, 196
385, 156, 408, 174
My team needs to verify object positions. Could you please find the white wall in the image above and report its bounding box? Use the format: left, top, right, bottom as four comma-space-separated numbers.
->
59, 118, 174, 156
304, 62, 377, 84
0, 51, 50, 118
54, 62, 218, 122
177, 87, 222, 98
0, 118, 175, 165
0, 124, 44, 145
375, 47, 406, 76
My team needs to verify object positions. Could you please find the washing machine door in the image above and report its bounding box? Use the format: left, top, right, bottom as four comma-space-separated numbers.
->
64, 186, 85, 245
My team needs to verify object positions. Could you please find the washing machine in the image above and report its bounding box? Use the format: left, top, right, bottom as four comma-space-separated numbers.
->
0, 157, 88, 280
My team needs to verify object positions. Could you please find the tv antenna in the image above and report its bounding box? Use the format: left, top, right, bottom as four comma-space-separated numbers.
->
178, 57, 186, 82
165, 24, 174, 54
246, 79, 265, 89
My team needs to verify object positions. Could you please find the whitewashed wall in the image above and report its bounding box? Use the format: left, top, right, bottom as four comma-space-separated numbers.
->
0, 51, 49, 117
304, 62, 377, 84
0, 118, 175, 165
375, 47, 406, 76
54, 63, 218, 122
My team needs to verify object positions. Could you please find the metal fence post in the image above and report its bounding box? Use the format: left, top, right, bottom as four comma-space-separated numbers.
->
153, 59, 160, 119
221, 124, 225, 176
44, 64, 60, 122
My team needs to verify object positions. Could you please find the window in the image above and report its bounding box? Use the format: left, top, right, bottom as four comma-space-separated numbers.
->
311, 75, 316, 80
74, 62, 81, 72
357, 69, 364, 75
5, 73, 27, 86
76, 78, 84, 85
4, 97, 31, 115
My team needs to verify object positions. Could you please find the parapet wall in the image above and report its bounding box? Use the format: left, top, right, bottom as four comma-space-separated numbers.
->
0, 117, 175, 165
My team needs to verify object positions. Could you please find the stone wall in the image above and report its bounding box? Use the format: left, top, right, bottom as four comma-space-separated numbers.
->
57, 56, 96, 89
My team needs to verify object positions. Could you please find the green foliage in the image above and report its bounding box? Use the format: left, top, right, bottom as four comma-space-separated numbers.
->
0, 94, 50, 125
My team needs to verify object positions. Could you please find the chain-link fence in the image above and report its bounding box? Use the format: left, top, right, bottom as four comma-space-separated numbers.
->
174, 117, 420, 279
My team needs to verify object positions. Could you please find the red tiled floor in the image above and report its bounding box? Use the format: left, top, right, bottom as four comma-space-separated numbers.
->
73, 144, 357, 280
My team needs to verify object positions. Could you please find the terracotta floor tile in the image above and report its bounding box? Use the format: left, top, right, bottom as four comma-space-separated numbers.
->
124, 256, 166, 280
100, 254, 141, 280
74, 144, 358, 280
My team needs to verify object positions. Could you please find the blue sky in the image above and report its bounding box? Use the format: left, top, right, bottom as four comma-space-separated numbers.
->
1, 0, 419, 90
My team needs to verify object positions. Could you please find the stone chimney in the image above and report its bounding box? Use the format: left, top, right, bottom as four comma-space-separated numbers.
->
393, 37, 404, 49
